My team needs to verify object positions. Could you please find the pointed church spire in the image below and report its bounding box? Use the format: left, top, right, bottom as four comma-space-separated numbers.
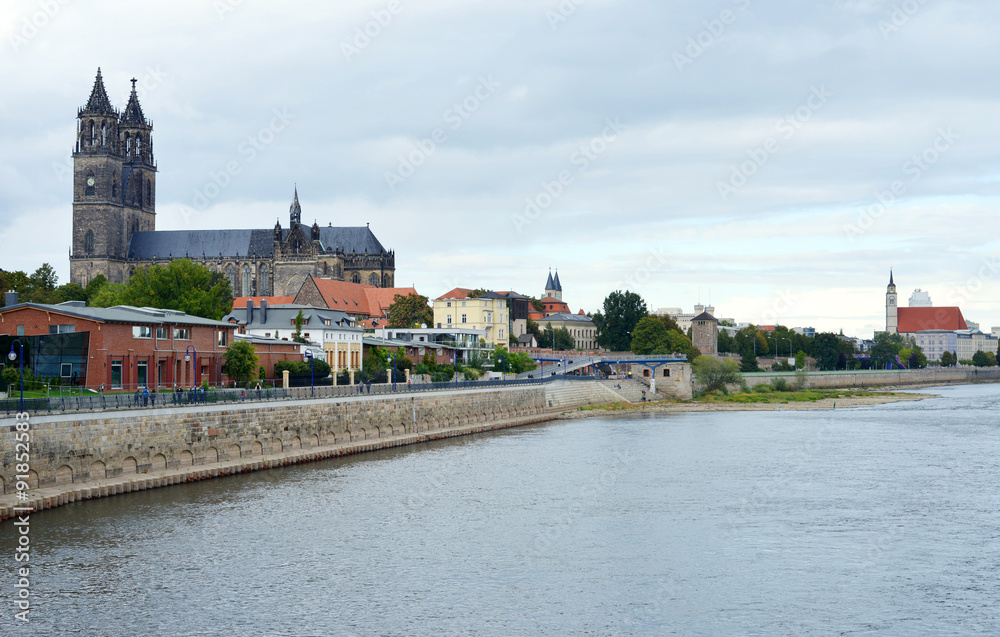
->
289, 186, 301, 225
889, 269, 894, 286
553, 269, 562, 292
545, 270, 554, 292
120, 77, 148, 126
83, 67, 115, 114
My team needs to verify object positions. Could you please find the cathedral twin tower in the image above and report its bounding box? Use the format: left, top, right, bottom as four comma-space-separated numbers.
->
70, 69, 395, 296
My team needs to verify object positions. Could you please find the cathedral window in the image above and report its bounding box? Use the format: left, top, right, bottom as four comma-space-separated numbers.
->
382, 273, 391, 288
101, 122, 106, 146
242, 265, 253, 296
259, 265, 269, 296
225, 265, 236, 291
89, 121, 95, 146
112, 177, 117, 198
125, 133, 131, 155
368, 273, 379, 286
147, 179, 152, 203
351, 273, 361, 284
84, 230, 94, 254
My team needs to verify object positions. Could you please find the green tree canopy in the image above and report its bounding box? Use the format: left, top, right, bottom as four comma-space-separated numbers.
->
971, 351, 997, 367
870, 332, 902, 369
597, 290, 647, 352
387, 293, 434, 328
810, 333, 843, 371
692, 357, 743, 393
223, 340, 259, 386
99, 259, 233, 320
630, 316, 701, 361
939, 351, 956, 367
739, 349, 760, 372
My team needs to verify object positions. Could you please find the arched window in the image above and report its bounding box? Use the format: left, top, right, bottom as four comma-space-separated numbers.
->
351, 273, 361, 284
258, 265, 269, 296
112, 176, 117, 198
89, 121, 95, 146
368, 273, 379, 286
146, 178, 151, 203
101, 122, 106, 146
225, 264, 236, 291
136, 178, 143, 207
136, 135, 142, 158
242, 264, 253, 296
382, 273, 391, 288
125, 133, 131, 155
84, 230, 94, 254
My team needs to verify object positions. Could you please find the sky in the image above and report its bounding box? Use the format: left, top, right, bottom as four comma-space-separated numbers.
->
1, 0, 999, 338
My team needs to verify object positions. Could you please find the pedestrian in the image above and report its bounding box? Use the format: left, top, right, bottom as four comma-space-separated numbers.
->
241, 389, 246, 401
255, 382, 262, 400
142, 386, 150, 406
366, 379, 371, 394
150, 391, 156, 407
134, 387, 141, 406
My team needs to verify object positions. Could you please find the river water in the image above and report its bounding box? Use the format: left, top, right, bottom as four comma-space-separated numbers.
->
3, 384, 999, 636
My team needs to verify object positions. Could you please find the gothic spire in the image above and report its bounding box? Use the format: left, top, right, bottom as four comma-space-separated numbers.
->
545, 270, 554, 291
553, 269, 562, 292
289, 186, 301, 225
120, 77, 148, 126
83, 67, 115, 114
889, 269, 894, 286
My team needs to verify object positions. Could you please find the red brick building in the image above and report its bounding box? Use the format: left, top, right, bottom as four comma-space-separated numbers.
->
0, 301, 235, 391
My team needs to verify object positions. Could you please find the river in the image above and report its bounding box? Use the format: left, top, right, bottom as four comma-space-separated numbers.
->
2, 384, 999, 635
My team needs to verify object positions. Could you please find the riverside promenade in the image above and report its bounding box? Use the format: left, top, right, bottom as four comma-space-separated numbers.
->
0, 380, 622, 521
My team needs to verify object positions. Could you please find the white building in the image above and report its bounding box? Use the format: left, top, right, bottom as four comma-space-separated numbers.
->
956, 330, 998, 362
908, 289, 932, 307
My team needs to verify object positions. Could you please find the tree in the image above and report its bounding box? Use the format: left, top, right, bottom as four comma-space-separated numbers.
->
53, 282, 88, 303
222, 340, 259, 386
692, 357, 743, 393
387, 293, 434, 328
292, 310, 307, 343
84, 274, 108, 301
940, 351, 956, 367
597, 290, 647, 352
739, 349, 760, 372
734, 327, 768, 358
530, 298, 544, 312
907, 345, 927, 369
89, 281, 127, 308
114, 259, 233, 320
971, 351, 996, 367
870, 332, 902, 369
795, 350, 807, 370
552, 327, 575, 351
811, 333, 843, 371
525, 318, 542, 341
631, 316, 700, 361
717, 329, 736, 354
26, 264, 59, 302
466, 289, 491, 299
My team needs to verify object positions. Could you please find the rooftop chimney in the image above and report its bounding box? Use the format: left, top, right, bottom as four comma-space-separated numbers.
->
246, 299, 254, 325
5, 292, 18, 306
261, 299, 268, 323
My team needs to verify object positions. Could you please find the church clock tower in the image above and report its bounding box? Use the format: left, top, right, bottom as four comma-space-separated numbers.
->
70, 69, 156, 286
886, 270, 898, 334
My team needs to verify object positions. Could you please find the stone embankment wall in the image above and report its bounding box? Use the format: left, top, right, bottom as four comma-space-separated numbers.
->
744, 367, 1000, 389
0, 382, 610, 512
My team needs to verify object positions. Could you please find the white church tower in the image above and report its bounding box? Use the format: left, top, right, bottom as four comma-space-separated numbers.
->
886, 270, 898, 334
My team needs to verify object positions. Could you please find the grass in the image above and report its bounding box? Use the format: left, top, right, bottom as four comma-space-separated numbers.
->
695, 388, 888, 404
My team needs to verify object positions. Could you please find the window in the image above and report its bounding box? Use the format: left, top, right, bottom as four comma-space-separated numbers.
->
16, 325, 24, 336
225, 264, 236, 291
49, 325, 75, 334
111, 361, 122, 389
137, 361, 148, 387
351, 273, 361, 284
461, 301, 466, 307
217, 331, 227, 347
133, 325, 152, 338
369, 273, 380, 286
242, 265, 253, 296
447, 315, 452, 325
61, 363, 72, 378
446, 302, 452, 308
84, 230, 94, 254
156, 327, 169, 339
173, 328, 191, 340
461, 314, 467, 323
259, 264, 269, 296
112, 177, 117, 197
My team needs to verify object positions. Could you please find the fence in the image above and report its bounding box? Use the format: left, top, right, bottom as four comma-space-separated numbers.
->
0, 374, 597, 417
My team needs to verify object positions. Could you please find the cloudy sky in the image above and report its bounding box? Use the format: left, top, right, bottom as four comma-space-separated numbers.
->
2, 0, 999, 337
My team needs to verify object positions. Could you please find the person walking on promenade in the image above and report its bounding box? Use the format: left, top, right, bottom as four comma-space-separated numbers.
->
134, 387, 141, 407
255, 382, 262, 400
142, 386, 150, 406
366, 379, 371, 394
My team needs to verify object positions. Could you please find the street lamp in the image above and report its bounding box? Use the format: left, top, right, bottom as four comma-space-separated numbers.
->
8, 340, 24, 414
184, 345, 197, 388
390, 350, 397, 392
781, 338, 793, 365
304, 349, 314, 396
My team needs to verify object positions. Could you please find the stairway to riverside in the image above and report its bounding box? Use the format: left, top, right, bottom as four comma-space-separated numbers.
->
598, 379, 648, 403
544, 381, 623, 410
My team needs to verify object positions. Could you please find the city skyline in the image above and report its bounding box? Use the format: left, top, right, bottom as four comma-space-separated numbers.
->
2, 1, 999, 337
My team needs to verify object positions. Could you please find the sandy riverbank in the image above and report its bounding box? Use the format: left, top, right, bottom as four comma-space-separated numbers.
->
557, 391, 936, 418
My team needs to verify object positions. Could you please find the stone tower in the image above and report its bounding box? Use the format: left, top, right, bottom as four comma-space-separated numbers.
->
544, 270, 563, 301
885, 270, 898, 334
70, 69, 156, 286
691, 311, 719, 357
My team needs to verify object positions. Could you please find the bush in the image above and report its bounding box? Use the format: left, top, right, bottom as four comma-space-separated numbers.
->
794, 369, 808, 390
771, 377, 790, 392
753, 384, 772, 393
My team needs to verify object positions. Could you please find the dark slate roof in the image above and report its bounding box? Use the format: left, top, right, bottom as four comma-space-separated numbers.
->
553, 271, 562, 291
127, 225, 388, 259
83, 68, 115, 114
537, 312, 594, 324
0, 301, 230, 327
692, 312, 717, 321
545, 271, 555, 290
128, 230, 265, 259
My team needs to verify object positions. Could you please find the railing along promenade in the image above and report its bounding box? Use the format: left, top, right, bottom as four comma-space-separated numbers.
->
0, 374, 599, 417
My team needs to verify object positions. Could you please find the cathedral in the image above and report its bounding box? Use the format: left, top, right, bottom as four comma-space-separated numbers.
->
69, 69, 395, 296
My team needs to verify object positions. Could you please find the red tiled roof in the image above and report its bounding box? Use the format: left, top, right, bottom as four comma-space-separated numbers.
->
897, 307, 968, 333
232, 296, 295, 309
436, 287, 473, 300
309, 279, 418, 317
